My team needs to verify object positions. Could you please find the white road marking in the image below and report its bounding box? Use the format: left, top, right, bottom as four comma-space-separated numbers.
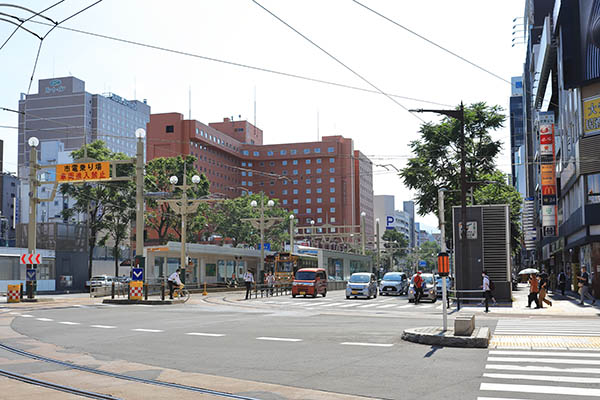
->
132, 328, 164, 333
59, 321, 80, 325
340, 342, 394, 347
256, 337, 302, 342
8, 312, 20, 315
377, 304, 398, 309
186, 332, 226, 337
480, 382, 600, 397
73, 305, 89, 308
486, 363, 600, 374
490, 350, 600, 358
90, 325, 116, 329
483, 372, 600, 384
338, 303, 360, 308
20, 314, 34, 318
398, 304, 413, 308
318, 302, 345, 307
357, 303, 379, 308
478, 397, 533, 400
487, 356, 600, 365
36, 318, 53, 322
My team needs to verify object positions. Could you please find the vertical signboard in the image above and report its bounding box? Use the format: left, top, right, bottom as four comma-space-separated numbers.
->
539, 112, 557, 237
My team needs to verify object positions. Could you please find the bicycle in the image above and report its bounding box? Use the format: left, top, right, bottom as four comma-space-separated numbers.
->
172, 284, 191, 303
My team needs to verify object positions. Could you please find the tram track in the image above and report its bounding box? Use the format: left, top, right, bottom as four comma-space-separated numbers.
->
0, 342, 262, 400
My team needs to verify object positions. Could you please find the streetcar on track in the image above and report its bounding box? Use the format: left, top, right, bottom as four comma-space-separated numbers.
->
265, 252, 318, 283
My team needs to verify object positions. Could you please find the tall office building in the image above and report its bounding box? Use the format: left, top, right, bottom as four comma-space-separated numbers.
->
146, 113, 374, 246
17, 76, 151, 223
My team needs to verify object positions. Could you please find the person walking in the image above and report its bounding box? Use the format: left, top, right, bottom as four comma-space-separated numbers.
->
578, 266, 596, 306
557, 269, 567, 296
481, 270, 492, 313
538, 271, 553, 308
244, 269, 254, 300
527, 273, 540, 308
266, 271, 275, 297
168, 268, 182, 299
413, 271, 424, 305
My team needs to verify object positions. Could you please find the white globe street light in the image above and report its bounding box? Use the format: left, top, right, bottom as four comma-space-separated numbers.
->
28, 137, 39, 147
267, 199, 275, 207
135, 128, 146, 139
250, 200, 258, 208
191, 175, 201, 184
289, 214, 294, 220
169, 176, 178, 185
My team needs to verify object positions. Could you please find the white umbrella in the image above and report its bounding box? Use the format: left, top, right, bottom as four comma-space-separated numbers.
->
518, 268, 539, 275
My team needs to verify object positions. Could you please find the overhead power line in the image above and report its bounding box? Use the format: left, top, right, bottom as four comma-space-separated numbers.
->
250, 0, 425, 123
350, 0, 511, 85
21, 20, 452, 108
0, 1, 63, 51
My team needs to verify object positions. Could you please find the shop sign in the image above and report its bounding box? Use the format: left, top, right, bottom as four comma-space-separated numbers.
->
57, 162, 110, 183
583, 95, 600, 136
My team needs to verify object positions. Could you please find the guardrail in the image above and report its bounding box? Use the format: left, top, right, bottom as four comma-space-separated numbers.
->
448, 289, 485, 311
248, 284, 291, 299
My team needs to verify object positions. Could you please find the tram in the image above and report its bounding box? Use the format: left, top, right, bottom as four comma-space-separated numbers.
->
265, 252, 318, 283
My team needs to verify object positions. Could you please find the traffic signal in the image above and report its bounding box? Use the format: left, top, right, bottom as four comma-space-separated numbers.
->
437, 252, 449, 276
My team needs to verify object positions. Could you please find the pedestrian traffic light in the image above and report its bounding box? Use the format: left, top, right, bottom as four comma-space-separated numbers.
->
437, 252, 449, 276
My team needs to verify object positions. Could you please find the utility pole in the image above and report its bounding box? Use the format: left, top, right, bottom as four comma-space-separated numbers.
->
27, 137, 39, 299
360, 211, 366, 255
135, 129, 145, 280
410, 103, 467, 291
438, 188, 448, 331
375, 218, 381, 277
289, 214, 295, 253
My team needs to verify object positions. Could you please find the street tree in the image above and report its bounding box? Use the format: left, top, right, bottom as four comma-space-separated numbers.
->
144, 155, 209, 244
60, 140, 134, 280
400, 102, 505, 243
381, 229, 409, 269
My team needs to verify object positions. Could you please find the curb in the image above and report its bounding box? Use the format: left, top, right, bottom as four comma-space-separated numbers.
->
402, 326, 490, 348
102, 299, 185, 305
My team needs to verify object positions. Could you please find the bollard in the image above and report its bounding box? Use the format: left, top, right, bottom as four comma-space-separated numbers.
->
161, 280, 165, 301
202, 282, 208, 296
20, 283, 24, 300
111, 282, 115, 299
144, 283, 148, 300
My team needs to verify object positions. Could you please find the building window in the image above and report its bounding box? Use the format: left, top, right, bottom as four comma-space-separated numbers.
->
316, 158, 322, 164
306, 188, 311, 194
248, 182, 253, 187
306, 159, 311, 165
269, 161, 275, 166
282, 170, 288, 175
248, 172, 253, 177
241, 162, 246, 167
282, 160, 288, 166
330, 177, 335, 183
241, 181, 246, 186
293, 199, 299, 204
316, 168, 322, 174
248, 162, 252, 167
306, 198, 312, 204
293, 169, 298, 175
280, 150, 287, 155
242, 150, 249, 156
304, 148, 310, 154
330, 207, 336, 213
328, 147, 334, 153
306, 179, 311, 184
270, 191, 274, 195
330, 197, 336, 203
293, 209, 299, 214
290, 149, 297, 155
253, 151, 259, 156
241, 171, 246, 176
317, 198, 322, 203
195, 127, 199, 134
330, 187, 335, 193
306, 169, 311, 174
293, 179, 299, 185
330, 217, 336, 223
317, 208, 322, 213
317, 217, 323, 223
270, 181, 275, 186
259, 162, 264, 166
282, 189, 288, 195
283, 180, 288, 185
306, 208, 312, 213
283, 199, 288, 205
293, 189, 299, 194
314, 148, 321, 153
329, 158, 335, 163
293, 160, 298, 165
316, 178, 322, 184
166, 125, 174, 133
316, 188, 322, 193
267, 151, 274, 156
587, 173, 600, 204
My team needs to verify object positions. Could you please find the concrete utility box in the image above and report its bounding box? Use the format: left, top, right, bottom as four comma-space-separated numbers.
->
454, 315, 475, 336
452, 204, 512, 302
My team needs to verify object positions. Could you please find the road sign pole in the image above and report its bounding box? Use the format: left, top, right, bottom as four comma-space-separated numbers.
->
27, 141, 38, 299
438, 189, 448, 332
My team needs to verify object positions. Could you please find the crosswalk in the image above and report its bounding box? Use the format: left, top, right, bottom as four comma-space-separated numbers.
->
478, 349, 600, 399
259, 297, 443, 311
495, 319, 600, 337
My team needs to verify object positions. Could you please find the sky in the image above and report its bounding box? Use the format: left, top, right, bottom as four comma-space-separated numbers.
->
0, 0, 526, 232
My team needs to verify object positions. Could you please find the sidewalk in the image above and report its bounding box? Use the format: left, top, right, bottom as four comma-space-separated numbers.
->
456, 283, 600, 317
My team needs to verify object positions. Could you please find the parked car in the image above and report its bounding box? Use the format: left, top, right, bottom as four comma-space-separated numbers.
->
379, 272, 409, 296
346, 272, 378, 299
434, 275, 452, 297
407, 273, 437, 303
292, 268, 327, 298
85, 275, 115, 289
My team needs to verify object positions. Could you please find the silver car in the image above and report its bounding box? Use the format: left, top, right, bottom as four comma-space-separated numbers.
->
379, 272, 409, 296
346, 273, 378, 299
407, 273, 437, 303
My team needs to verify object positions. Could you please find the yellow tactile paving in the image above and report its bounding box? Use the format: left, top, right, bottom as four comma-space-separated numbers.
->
490, 335, 600, 349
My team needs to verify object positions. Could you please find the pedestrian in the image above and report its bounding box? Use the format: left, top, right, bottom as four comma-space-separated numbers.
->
538, 271, 552, 308
558, 269, 567, 296
167, 268, 182, 299
266, 271, 275, 296
243, 269, 254, 300
481, 270, 492, 313
413, 271, 424, 305
578, 266, 596, 306
527, 273, 539, 308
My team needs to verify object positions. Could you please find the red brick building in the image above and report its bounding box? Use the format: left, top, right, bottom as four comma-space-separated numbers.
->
146, 113, 374, 245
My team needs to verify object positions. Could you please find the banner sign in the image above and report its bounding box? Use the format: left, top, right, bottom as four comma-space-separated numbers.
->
57, 162, 110, 183
539, 112, 557, 238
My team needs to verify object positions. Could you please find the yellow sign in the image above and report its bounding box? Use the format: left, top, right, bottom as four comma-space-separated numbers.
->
56, 162, 110, 183
583, 96, 600, 136
541, 164, 555, 185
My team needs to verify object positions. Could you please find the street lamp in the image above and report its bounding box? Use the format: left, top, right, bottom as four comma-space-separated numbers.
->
289, 214, 295, 253
27, 137, 39, 299
134, 128, 146, 278
360, 211, 366, 255
245, 193, 279, 281
375, 218, 381, 278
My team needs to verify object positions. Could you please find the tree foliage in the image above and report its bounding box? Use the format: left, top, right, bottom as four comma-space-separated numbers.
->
400, 102, 505, 245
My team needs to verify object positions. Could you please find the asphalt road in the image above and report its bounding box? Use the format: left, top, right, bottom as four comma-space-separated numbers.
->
8, 295, 496, 400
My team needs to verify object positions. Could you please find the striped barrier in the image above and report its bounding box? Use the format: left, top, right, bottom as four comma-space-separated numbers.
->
7, 284, 20, 303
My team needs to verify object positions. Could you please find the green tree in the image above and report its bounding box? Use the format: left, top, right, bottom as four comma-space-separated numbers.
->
144, 155, 209, 244
381, 230, 409, 269
473, 171, 522, 255
400, 102, 505, 244
60, 140, 134, 280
